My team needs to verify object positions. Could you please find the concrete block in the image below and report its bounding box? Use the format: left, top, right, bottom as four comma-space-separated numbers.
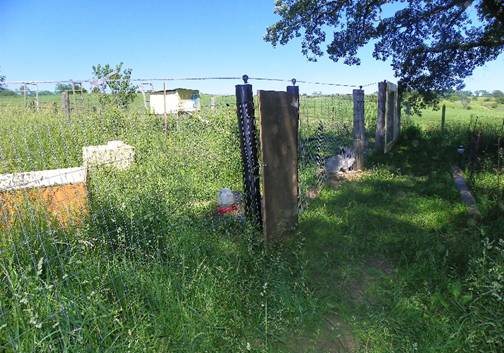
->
82, 140, 134, 170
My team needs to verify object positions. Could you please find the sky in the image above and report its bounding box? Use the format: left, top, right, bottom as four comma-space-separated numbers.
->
1, 0, 503, 95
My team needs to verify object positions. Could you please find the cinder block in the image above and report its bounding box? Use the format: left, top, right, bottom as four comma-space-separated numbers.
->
82, 140, 135, 170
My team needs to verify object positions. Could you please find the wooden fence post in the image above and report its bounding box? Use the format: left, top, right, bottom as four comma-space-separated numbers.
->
62, 91, 71, 117
23, 83, 27, 107
34, 84, 40, 112
375, 81, 386, 153
210, 96, 216, 111
163, 82, 168, 133
353, 88, 366, 170
441, 104, 446, 132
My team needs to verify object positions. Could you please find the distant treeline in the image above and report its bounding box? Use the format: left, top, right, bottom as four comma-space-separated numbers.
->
0, 83, 88, 97
445, 89, 504, 99
444, 89, 504, 105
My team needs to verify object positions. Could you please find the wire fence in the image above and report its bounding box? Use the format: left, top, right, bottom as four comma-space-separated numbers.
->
0, 75, 379, 351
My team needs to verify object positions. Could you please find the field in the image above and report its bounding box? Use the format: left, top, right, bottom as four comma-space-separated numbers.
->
1, 92, 504, 352
411, 96, 504, 129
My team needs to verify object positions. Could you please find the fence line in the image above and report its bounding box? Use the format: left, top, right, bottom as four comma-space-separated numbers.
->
4, 75, 378, 89
0, 74, 392, 350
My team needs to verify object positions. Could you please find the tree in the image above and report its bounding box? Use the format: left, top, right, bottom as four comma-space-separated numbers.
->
55, 83, 73, 93
265, 0, 504, 108
38, 90, 54, 96
55, 82, 87, 94
476, 89, 491, 97
0, 70, 7, 92
0, 89, 16, 96
91, 63, 137, 109
18, 84, 31, 96
492, 90, 504, 98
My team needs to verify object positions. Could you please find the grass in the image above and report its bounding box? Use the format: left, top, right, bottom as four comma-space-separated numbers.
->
0, 93, 357, 352
1, 93, 504, 352
275, 123, 504, 353
0, 99, 305, 351
411, 97, 504, 129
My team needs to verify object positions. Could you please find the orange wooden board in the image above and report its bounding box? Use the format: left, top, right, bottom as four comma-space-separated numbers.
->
0, 183, 88, 228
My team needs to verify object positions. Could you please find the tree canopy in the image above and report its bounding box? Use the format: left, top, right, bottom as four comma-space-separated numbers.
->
0, 72, 5, 90
55, 83, 74, 93
55, 83, 87, 94
92, 63, 137, 109
265, 0, 504, 105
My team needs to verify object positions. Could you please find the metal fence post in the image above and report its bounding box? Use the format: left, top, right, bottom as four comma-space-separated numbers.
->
236, 75, 262, 228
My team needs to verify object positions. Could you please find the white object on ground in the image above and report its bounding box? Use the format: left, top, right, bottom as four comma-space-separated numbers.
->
217, 188, 235, 207
82, 140, 135, 170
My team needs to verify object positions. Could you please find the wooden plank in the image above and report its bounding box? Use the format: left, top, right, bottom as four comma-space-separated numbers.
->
384, 82, 398, 153
393, 84, 400, 141
1, 183, 88, 228
375, 81, 386, 153
0, 167, 86, 192
353, 89, 366, 170
452, 165, 480, 219
258, 90, 299, 241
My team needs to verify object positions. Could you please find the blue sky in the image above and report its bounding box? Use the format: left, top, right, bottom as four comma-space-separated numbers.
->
1, 0, 503, 94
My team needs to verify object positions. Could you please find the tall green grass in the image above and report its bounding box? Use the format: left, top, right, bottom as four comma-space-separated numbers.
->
0, 101, 320, 352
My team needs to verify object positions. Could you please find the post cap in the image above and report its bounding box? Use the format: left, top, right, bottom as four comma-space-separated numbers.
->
291, 78, 297, 86
242, 75, 249, 84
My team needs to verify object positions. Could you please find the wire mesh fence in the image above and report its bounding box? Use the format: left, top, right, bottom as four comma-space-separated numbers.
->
0, 76, 378, 350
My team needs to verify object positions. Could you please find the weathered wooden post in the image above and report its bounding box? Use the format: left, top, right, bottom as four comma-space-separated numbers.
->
70, 81, 77, 113
23, 83, 27, 107
441, 104, 446, 132
62, 91, 71, 117
34, 84, 40, 112
375, 81, 387, 153
236, 75, 262, 228
287, 79, 300, 225
210, 96, 216, 111
353, 88, 366, 170
163, 82, 168, 133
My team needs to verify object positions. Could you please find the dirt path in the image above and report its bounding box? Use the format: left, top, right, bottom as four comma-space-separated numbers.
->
278, 255, 393, 353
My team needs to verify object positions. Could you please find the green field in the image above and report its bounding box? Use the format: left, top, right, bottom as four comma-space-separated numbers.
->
1, 93, 503, 352
411, 96, 504, 129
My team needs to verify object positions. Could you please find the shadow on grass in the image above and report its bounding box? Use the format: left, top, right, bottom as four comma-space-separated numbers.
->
276, 126, 485, 353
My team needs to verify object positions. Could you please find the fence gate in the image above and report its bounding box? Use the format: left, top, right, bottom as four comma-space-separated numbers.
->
258, 89, 299, 242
